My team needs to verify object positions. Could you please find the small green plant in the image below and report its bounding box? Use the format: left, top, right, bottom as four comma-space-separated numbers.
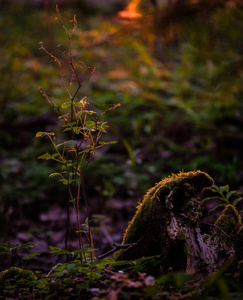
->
0, 242, 40, 268
49, 245, 95, 263
47, 246, 114, 289
0, 266, 37, 290
202, 184, 243, 213
36, 6, 120, 260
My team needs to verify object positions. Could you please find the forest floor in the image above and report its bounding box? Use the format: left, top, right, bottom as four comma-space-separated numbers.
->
1, 196, 132, 273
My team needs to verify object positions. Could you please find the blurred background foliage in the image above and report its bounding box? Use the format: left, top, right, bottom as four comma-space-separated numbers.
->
1, 0, 243, 230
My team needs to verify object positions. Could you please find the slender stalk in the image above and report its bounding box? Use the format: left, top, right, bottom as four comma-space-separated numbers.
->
65, 202, 70, 262
66, 158, 84, 262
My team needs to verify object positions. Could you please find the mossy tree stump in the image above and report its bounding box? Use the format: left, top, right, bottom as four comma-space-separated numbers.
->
116, 171, 243, 274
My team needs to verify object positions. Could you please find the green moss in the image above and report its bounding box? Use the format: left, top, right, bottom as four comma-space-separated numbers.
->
177, 229, 186, 240
0, 267, 37, 283
181, 196, 202, 225
214, 204, 242, 242
121, 170, 213, 245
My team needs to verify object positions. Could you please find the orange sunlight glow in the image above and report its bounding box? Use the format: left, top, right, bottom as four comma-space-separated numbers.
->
117, 0, 142, 19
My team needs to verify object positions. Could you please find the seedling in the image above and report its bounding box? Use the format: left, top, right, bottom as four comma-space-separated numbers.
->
0, 242, 39, 268
36, 6, 120, 261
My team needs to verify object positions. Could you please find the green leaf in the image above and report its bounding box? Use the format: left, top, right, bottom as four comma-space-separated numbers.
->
49, 246, 72, 256
210, 185, 220, 191
36, 131, 47, 138
63, 277, 74, 287
64, 122, 77, 127
78, 149, 91, 155
28, 278, 49, 289
97, 126, 107, 133
22, 253, 40, 260
73, 248, 96, 255
84, 120, 96, 130
208, 204, 226, 213
59, 178, 68, 185
5, 285, 18, 289
96, 122, 108, 133
61, 102, 72, 109
19, 242, 33, 249
108, 140, 117, 144
226, 191, 236, 200
202, 197, 215, 203
74, 102, 85, 107
202, 196, 227, 203
77, 110, 96, 115
7, 242, 33, 254
63, 127, 72, 132
66, 263, 76, 272
62, 163, 73, 170
65, 140, 77, 146
219, 185, 229, 194
0, 243, 12, 255
38, 153, 60, 160
232, 197, 243, 207
87, 272, 102, 280
49, 172, 62, 178
111, 260, 135, 269
76, 230, 86, 234
99, 141, 117, 146
86, 121, 95, 126
38, 153, 52, 160
56, 140, 77, 148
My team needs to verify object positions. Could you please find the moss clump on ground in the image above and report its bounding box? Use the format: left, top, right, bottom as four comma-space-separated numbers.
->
214, 205, 242, 239
116, 170, 214, 261
0, 267, 37, 284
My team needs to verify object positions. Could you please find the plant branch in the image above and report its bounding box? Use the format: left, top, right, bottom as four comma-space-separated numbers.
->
97, 243, 138, 260
39, 42, 72, 100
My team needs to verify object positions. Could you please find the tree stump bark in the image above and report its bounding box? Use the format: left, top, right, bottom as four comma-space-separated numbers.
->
115, 170, 243, 275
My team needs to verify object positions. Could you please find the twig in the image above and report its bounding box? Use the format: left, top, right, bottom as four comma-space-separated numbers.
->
39, 42, 72, 100
97, 243, 137, 260
204, 222, 243, 250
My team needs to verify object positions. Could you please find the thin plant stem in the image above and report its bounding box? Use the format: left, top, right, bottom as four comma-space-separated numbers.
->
65, 157, 84, 262
65, 203, 70, 262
